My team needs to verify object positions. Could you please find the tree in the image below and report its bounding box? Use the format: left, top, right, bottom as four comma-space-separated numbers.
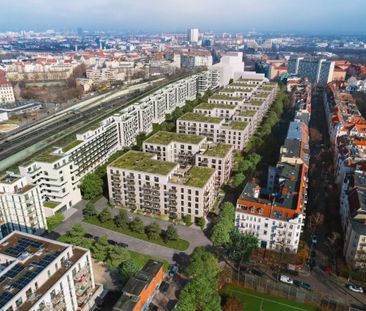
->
145, 221, 161, 240
107, 246, 130, 267
114, 210, 129, 229
83, 202, 97, 219
98, 207, 112, 223
232, 173, 245, 188
211, 202, 235, 246
183, 215, 192, 226
229, 229, 259, 266
198, 217, 206, 230
79, 173, 103, 200
92, 235, 110, 262
165, 224, 179, 241
119, 259, 139, 283
129, 217, 144, 234
308, 212, 324, 235
223, 297, 244, 311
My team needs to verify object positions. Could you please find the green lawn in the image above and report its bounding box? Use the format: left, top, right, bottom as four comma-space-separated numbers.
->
85, 216, 190, 251
46, 213, 64, 231
222, 284, 320, 311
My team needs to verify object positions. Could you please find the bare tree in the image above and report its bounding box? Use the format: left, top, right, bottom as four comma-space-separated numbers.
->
308, 212, 324, 235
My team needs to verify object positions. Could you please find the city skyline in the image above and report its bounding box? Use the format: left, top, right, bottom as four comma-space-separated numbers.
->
1, 0, 366, 35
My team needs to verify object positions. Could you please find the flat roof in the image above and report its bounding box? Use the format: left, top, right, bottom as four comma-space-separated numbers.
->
144, 131, 204, 145
0, 232, 86, 311
225, 121, 248, 131
62, 140, 83, 152
239, 110, 257, 117
196, 103, 236, 110
34, 148, 63, 163
209, 94, 244, 101
178, 112, 223, 124
203, 144, 232, 158
170, 166, 215, 188
109, 151, 177, 175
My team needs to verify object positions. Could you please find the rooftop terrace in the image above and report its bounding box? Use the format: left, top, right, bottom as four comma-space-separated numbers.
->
203, 144, 232, 158
225, 121, 248, 131
209, 94, 244, 101
195, 103, 236, 110
178, 112, 223, 124
170, 166, 215, 188
144, 131, 204, 145
239, 110, 257, 117
110, 151, 177, 175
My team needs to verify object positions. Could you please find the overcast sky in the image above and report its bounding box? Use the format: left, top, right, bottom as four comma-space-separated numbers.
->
1, 0, 365, 34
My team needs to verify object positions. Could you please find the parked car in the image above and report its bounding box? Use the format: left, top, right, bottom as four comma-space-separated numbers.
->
347, 284, 364, 293
283, 268, 299, 277
251, 269, 265, 277
84, 233, 97, 240
280, 275, 293, 285
311, 235, 318, 245
240, 266, 252, 274
118, 242, 128, 248
159, 281, 170, 293
169, 265, 178, 277
294, 280, 311, 290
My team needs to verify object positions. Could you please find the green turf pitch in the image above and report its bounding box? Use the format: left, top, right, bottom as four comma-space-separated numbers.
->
223, 284, 320, 311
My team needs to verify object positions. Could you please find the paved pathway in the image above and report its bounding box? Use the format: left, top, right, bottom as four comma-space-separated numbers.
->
47, 197, 212, 263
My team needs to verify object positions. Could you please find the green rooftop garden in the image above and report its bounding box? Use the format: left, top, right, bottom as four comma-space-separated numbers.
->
196, 103, 235, 110
43, 201, 60, 209
246, 100, 263, 106
210, 94, 244, 101
221, 88, 252, 93
228, 121, 248, 131
255, 93, 269, 99
239, 110, 257, 117
34, 149, 63, 163
204, 144, 232, 158
183, 166, 215, 188
144, 131, 204, 145
230, 83, 257, 88
262, 86, 275, 91
178, 112, 223, 124
110, 150, 177, 175
62, 140, 83, 152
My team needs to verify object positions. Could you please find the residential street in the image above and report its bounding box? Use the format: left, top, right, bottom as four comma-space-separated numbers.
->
47, 197, 212, 263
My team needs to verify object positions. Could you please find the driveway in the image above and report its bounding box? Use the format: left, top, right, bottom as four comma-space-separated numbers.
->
46, 197, 212, 263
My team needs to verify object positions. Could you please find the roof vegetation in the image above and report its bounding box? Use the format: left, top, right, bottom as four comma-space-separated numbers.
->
62, 140, 83, 152
195, 103, 235, 110
178, 112, 223, 124
209, 94, 244, 101
144, 131, 204, 145
204, 144, 232, 158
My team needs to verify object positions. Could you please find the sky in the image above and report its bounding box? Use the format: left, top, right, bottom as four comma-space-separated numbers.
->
1, 0, 366, 34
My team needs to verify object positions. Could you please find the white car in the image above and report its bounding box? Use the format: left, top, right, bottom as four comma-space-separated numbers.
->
280, 275, 293, 285
347, 284, 363, 293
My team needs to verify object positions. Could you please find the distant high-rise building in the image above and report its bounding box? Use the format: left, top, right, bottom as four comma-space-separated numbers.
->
188, 28, 199, 43
77, 27, 83, 37
288, 57, 335, 85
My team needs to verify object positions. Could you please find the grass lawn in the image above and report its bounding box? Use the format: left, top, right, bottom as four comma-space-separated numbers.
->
46, 213, 64, 231
222, 284, 320, 311
85, 216, 190, 251
128, 250, 169, 271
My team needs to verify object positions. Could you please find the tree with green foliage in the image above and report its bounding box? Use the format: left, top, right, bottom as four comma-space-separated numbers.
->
129, 217, 144, 234
145, 221, 161, 240
229, 228, 259, 266
232, 173, 245, 188
198, 217, 206, 230
98, 207, 112, 223
107, 246, 130, 267
92, 235, 110, 262
175, 247, 221, 311
46, 213, 64, 231
119, 259, 139, 283
164, 224, 179, 241
79, 173, 103, 200
114, 209, 129, 229
211, 202, 235, 246
66, 224, 87, 245
183, 215, 192, 226
83, 201, 97, 219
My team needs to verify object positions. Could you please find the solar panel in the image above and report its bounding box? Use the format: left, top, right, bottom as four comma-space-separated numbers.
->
0, 291, 15, 308
4, 264, 24, 279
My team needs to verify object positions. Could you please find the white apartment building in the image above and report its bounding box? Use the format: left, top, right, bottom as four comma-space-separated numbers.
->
0, 83, 15, 104
209, 52, 245, 86
107, 151, 217, 221
197, 70, 220, 93
143, 131, 207, 165
19, 152, 81, 217
0, 231, 103, 311
0, 174, 47, 239
194, 103, 237, 120
188, 28, 199, 43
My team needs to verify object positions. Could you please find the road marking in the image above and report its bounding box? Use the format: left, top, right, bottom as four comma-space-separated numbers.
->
227, 288, 309, 311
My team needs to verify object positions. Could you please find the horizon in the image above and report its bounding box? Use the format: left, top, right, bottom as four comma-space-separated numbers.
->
1, 0, 366, 35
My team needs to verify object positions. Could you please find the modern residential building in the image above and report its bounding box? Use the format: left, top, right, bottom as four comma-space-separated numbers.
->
0, 173, 47, 239
209, 52, 245, 86
0, 82, 15, 105
107, 151, 217, 221
288, 57, 335, 85
0, 231, 103, 311
113, 260, 164, 311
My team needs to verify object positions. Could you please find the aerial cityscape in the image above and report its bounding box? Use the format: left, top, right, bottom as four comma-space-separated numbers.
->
1, 1, 366, 311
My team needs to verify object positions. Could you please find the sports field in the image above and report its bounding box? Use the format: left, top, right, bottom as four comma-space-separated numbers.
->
222, 284, 320, 311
